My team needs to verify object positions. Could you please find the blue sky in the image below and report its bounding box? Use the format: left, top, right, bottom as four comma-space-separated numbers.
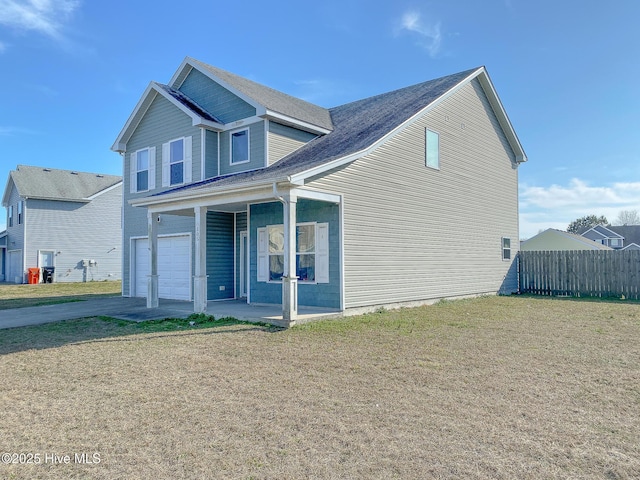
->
0, 0, 638, 238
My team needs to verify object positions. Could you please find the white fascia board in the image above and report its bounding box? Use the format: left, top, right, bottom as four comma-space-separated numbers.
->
290, 187, 341, 204
140, 187, 279, 216
168, 57, 194, 88
263, 110, 332, 135
129, 179, 286, 209
476, 68, 528, 163
111, 82, 158, 152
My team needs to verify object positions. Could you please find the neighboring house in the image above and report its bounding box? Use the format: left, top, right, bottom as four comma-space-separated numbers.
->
112, 57, 527, 324
521, 228, 613, 251
0, 230, 6, 281
605, 225, 640, 250
1, 165, 122, 283
580, 224, 625, 249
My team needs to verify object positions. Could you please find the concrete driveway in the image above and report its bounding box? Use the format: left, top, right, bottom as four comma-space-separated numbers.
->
0, 297, 341, 329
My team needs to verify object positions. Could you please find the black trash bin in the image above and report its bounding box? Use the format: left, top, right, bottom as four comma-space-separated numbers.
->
42, 266, 55, 283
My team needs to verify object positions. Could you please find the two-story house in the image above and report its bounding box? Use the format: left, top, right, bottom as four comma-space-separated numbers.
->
1, 165, 122, 283
112, 57, 526, 325
581, 224, 640, 250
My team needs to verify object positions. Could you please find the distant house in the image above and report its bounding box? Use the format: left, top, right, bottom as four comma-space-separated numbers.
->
1, 165, 122, 283
604, 225, 640, 250
580, 225, 625, 249
521, 228, 613, 251
112, 57, 527, 324
0, 230, 6, 282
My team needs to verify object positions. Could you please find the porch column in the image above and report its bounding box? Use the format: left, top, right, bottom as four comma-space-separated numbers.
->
193, 206, 208, 313
282, 194, 298, 323
147, 211, 159, 308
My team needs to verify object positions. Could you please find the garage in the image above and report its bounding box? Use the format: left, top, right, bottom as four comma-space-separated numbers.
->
134, 235, 191, 301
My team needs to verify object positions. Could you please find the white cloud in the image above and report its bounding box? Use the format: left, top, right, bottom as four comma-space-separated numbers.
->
0, 0, 80, 39
519, 178, 640, 239
397, 11, 442, 58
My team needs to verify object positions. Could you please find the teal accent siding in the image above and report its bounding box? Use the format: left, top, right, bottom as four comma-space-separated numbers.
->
204, 130, 219, 179
235, 211, 247, 296
249, 199, 340, 309
180, 69, 256, 123
220, 121, 266, 175
206, 212, 234, 300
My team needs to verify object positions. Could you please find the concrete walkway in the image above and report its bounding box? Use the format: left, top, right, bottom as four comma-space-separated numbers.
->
0, 297, 342, 330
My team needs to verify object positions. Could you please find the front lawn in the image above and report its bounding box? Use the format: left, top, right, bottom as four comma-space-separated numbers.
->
1, 295, 639, 479
0, 281, 121, 310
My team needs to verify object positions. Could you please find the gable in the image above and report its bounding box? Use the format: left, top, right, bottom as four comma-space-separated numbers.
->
3, 166, 122, 204
179, 68, 256, 123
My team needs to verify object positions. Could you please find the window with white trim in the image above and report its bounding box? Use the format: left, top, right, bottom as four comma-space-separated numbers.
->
169, 138, 184, 185
257, 222, 329, 283
8, 205, 13, 227
17, 201, 23, 225
129, 147, 156, 193
502, 237, 511, 260
425, 128, 440, 169
231, 128, 249, 164
136, 149, 149, 191
162, 136, 192, 187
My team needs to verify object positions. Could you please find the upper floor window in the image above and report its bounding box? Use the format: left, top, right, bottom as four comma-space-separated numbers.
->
8, 205, 13, 227
136, 149, 149, 191
425, 128, 440, 169
17, 201, 23, 225
231, 128, 249, 164
162, 136, 192, 187
170, 138, 184, 185
129, 147, 155, 193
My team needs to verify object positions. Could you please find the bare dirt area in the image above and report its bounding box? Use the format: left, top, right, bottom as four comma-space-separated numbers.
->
0, 295, 639, 479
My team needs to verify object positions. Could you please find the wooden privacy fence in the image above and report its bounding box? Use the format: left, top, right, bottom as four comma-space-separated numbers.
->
519, 250, 640, 299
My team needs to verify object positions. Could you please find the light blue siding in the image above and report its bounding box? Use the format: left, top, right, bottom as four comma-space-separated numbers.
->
249, 199, 340, 308
206, 212, 234, 300
219, 121, 266, 175
179, 68, 256, 123
204, 130, 219, 179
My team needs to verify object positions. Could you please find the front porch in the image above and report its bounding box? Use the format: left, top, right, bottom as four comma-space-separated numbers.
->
109, 298, 342, 328
132, 183, 343, 327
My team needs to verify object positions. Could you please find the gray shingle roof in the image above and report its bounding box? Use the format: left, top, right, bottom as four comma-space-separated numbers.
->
189, 58, 334, 132
8, 165, 122, 202
156, 83, 223, 124
607, 225, 640, 246
155, 67, 479, 197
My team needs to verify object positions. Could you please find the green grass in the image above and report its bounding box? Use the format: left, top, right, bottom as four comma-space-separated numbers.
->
0, 281, 121, 309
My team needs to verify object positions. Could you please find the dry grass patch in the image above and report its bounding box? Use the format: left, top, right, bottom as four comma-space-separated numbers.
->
1, 296, 639, 479
0, 281, 121, 310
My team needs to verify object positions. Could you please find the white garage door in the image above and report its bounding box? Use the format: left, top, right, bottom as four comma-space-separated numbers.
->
134, 235, 191, 301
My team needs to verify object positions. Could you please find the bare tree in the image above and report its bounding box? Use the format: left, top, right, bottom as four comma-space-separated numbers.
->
613, 210, 640, 226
